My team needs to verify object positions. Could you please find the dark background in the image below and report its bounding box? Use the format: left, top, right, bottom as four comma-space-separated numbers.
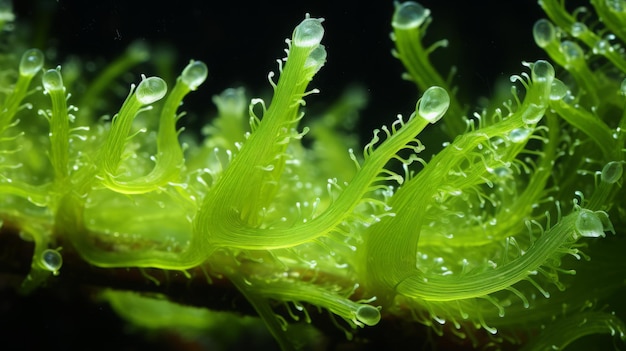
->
13, 0, 545, 135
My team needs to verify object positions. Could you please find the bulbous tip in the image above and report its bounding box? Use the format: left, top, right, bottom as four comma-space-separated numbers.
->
181, 60, 208, 90
570, 22, 588, 38
533, 19, 555, 48
601, 161, 623, 184
575, 210, 605, 238
392, 2, 430, 30
126, 40, 150, 62
509, 127, 532, 143
293, 17, 325, 48
41, 249, 63, 272
356, 305, 381, 326
417, 86, 449, 123
42, 68, 64, 93
19, 48, 44, 77
213, 87, 247, 116
560, 40, 584, 64
136, 76, 167, 105
304, 44, 327, 74
531, 60, 555, 83
549, 79, 568, 101
0, 2, 15, 23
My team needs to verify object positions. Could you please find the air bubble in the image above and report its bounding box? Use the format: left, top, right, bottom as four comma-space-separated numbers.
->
417, 86, 450, 123
135, 76, 167, 104
575, 210, 605, 238
293, 18, 324, 48
42, 68, 64, 93
19, 48, 44, 77
601, 161, 623, 184
533, 19, 555, 48
550, 79, 569, 101
41, 249, 63, 272
356, 305, 381, 326
181, 60, 208, 90
392, 2, 430, 30
509, 127, 532, 143
531, 60, 555, 83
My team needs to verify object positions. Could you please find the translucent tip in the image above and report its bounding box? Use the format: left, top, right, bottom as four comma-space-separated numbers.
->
42, 68, 64, 93
549, 79, 568, 101
126, 40, 150, 62
293, 17, 324, 48
136, 76, 167, 105
532, 19, 555, 48
508, 127, 532, 143
392, 2, 430, 30
0, 1, 15, 22
213, 87, 247, 116
417, 86, 449, 123
570, 22, 587, 38
531, 60, 555, 83
41, 249, 63, 272
304, 44, 327, 74
607, 0, 625, 12
560, 40, 584, 64
575, 210, 605, 238
19, 48, 44, 77
181, 60, 208, 90
356, 305, 381, 326
601, 161, 623, 184
593, 39, 612, 55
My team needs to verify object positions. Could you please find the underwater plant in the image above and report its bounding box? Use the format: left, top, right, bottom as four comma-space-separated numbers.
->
1, 0, 626, 350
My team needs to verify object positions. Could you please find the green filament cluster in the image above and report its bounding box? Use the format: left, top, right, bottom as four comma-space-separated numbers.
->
1, 1, 625, 350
